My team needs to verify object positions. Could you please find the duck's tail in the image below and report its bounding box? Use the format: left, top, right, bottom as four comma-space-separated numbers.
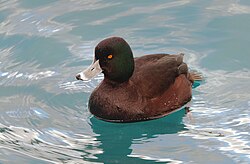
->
188, 71, 203, 88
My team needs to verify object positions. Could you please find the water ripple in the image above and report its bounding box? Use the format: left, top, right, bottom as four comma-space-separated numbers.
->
5, 107, 49, 119
59, 74, 103, 92
0, 0, 120, 37
128, 154, 183, 164
0, 124, 101, 163
89, 0, 191, 25
0, 70, 57, 87
0, 0, 249, 163
179, 126, 250, 159
206, 1, 250, 15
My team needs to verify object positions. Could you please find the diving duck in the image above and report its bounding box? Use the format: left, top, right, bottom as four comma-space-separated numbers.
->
76, 37, 201, 123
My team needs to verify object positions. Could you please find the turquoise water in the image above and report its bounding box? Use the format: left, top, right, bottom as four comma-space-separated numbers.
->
0, 0, 250, 163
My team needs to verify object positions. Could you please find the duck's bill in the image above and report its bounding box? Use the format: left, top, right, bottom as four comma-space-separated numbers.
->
76, 60, 102, 81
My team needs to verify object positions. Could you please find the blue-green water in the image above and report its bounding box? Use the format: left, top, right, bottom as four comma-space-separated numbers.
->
0, 0, 250, 163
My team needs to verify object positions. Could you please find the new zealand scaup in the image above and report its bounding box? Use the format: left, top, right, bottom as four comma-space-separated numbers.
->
76, 37, 201, 123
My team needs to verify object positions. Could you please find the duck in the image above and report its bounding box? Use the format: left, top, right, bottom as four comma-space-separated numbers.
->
76, 37, 201, 123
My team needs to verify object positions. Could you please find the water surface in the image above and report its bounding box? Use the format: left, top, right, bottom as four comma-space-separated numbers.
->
0, 0, 250, 163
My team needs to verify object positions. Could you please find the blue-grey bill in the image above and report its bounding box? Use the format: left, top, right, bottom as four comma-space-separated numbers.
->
76, 60, 102, 80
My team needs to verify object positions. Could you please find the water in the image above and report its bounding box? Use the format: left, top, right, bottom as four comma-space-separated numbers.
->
0, 0, 249, 163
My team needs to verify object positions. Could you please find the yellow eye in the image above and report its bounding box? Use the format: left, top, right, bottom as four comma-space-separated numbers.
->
107, 54, 113, 59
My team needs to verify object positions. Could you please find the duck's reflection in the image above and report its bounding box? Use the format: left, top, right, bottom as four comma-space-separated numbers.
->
89, 108, 187, 163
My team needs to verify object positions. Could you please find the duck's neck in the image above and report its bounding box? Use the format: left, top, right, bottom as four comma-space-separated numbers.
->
103, 77, 130, 88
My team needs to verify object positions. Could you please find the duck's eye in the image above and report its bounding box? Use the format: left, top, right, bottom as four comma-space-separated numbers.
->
107, 54, 113, 59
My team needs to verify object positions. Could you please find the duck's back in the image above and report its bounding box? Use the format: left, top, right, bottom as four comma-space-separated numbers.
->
132, 53, 190, 98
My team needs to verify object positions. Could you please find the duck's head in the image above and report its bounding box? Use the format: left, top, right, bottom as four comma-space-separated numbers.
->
76, 37, 134, 83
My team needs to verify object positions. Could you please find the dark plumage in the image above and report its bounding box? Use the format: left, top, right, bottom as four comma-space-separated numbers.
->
76, 37, 200, 123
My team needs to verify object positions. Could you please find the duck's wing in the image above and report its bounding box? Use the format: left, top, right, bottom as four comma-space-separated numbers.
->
132, 53, 189, 98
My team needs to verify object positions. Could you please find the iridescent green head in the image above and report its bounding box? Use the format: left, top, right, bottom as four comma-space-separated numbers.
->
76, 37, 134, 83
